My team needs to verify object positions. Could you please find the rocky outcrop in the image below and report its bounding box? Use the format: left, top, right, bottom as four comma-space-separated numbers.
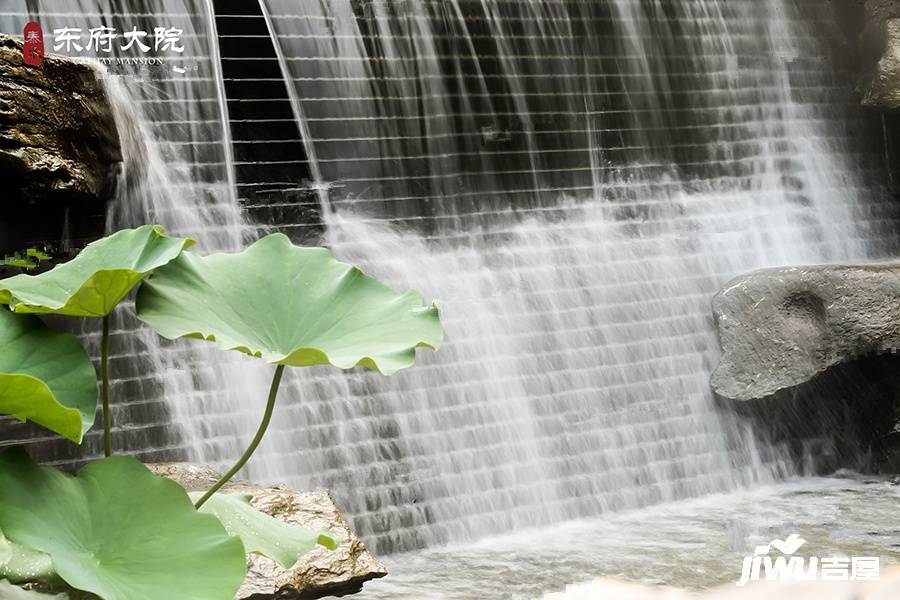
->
820, 1, 900, 106
710, 264, 900, 473
863, 19, 900, 107
822, 1, 900, 192
0, 33, 118, 256
148, 463, 388, 599
859, 1, 900, 108
710, 264, 900, 401
239, 490, 387, 599
0, 34, 120, 203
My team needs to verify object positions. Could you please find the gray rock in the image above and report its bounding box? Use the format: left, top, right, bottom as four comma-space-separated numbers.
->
710, 264, 900, 401
147, 462, 254, 493
0, 33, 120, 204
862, 18, 900, 108
239, 489, 388, 600
148, 463, 388, 599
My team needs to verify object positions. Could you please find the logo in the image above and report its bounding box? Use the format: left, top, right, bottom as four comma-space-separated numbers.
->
21, 21, 196, 78
22, 22, 44, 67
736, 533, 880, 586
49, 25, 183, 56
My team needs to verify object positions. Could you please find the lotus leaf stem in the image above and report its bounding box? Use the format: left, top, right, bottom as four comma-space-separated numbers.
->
194, 364, 286, 509
101, 314, 111, 457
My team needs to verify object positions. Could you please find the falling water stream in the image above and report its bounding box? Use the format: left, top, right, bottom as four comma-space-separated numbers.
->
234, 0, 899, 555
4, 0, 900, 595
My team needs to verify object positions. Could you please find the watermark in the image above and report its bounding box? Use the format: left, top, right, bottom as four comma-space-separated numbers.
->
20, 21, 197, 79
22, 22, 44, 67
736, 534, 880, 586
50, 25, 184, 55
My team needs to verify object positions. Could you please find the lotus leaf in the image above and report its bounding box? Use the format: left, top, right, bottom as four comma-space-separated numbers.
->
0, 540, 56, 586
136, 233, 442, 505
0, 529, 9, 568
0, 225, 194, 317
189, 492, 342, 568
0, 225, 193, 456
0, 448, 246, 600
0, 581, 67, 600
135, 233, 442, 375
0, 310, 97, 443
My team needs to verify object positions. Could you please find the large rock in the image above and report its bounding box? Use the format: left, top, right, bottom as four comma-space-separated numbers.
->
822, 1, 900, 194
148, 463, 388, 599
0, 33, 120, 202
823, 0, 900, 106
0, 33, 119, 255
854, 1, 900, 108
862, 18, 900, 108
710, 264, 900, 401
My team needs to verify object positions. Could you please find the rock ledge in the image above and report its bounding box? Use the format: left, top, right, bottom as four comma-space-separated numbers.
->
0, 33, 120, 203
148, 463, 388, 599
711, 264, 900, 401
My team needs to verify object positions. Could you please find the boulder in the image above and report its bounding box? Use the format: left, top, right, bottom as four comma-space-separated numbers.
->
710, 264, 900, 401
0, 33, 120, 202
823, 0, 900, 105
823, 1, 900, 193
856, 1, 900, 109
862, 18, 900, 108
0, 33, 119, 255
860, 0, 900, 61
148, 463, 388, 599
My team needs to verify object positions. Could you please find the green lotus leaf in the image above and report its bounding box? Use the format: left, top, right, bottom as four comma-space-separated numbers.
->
0, 581, 67, 600
189, 492, 342, 568
135, 233, 442, 375
0, 528, 10, 568
0, 310, 97, 443
0, 448, 246, 600
0, 225, 195, 317
0, 541, 57, 586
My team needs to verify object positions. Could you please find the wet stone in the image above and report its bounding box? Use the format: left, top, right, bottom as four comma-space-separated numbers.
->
148, 462, 388, 599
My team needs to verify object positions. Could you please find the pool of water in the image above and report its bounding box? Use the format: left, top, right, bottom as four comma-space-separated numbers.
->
361, 474, 900, 598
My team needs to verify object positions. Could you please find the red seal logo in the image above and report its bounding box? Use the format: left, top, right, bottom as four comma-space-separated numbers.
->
23, 22, 44, 67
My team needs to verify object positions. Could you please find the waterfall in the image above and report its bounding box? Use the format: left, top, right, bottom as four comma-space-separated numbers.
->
240, 0, 898, 554
7, 0, 245, 245
5, 0, 899, 556
2, 1, 253, 459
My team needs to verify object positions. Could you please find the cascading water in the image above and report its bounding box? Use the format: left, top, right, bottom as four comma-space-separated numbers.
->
4, 0, 900, 569
85, 4, 266, 468
175, 0, 897, 555
0, 0, 253, 459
